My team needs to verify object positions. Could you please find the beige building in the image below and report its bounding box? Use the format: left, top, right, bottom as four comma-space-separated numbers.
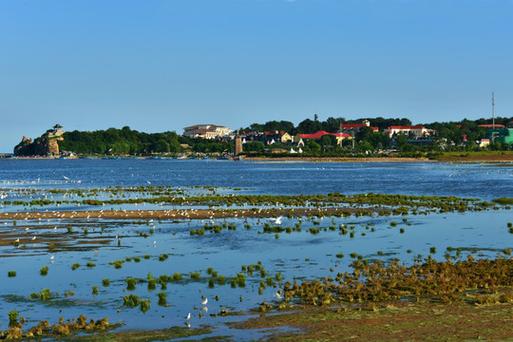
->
280, 132, 293, 143
383, 125, 434, 138
183, 124, 232, 139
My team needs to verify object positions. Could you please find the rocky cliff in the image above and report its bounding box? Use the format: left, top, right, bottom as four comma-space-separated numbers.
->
14, 125, 64, 157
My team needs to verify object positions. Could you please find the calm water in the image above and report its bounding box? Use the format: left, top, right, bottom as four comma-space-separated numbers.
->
1, 159, 513, 199
0, 159, 513, 340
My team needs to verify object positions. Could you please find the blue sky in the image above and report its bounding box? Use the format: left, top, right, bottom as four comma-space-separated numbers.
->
1, 0, 513, 152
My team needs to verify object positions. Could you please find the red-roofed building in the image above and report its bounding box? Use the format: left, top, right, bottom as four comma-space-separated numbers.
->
478, 124, 505, 129
340, 120, 379, 133
298, 131, 352, 145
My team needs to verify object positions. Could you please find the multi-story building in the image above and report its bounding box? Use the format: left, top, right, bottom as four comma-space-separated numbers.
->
384, 125, 434, 138
183, 124, 232, 139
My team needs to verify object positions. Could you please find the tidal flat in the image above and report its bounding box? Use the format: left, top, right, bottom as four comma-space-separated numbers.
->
2, 159, 513, 340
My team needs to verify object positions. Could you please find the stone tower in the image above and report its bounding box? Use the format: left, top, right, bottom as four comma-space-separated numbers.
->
234, 135, 243, 156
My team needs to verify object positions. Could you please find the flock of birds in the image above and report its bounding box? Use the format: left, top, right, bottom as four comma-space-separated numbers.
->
0, 180, 334, 332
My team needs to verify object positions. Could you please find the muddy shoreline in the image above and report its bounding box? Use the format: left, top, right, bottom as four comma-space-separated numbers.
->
0, 207, 365, 221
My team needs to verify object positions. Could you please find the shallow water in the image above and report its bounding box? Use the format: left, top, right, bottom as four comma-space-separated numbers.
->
1, 159, 513, 340
2, 159, 513, 198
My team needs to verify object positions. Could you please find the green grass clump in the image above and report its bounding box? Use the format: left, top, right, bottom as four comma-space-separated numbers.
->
126, 277, 138, 291
112, 260, 124, 269
190, 272, 201, 280
30, 288, 52, 301
235, 273, 246, 287
8, 310, 20, 327
86, 261, 96, 268
102, 278, 110, 287
40, 266, 49, 276
159, 254, 169, 262
123, 294, 140, 307
7, 271, 16, 278
158, 292, 167, 306
71, 263, 80, 271
148, 278, 157, 291
171, 273, 182, 282
493, 198, 513, 205
92, 286, 99, 295
140, 299, 151, 313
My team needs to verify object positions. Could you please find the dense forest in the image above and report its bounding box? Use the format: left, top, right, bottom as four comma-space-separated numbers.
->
60, 127, 233, 155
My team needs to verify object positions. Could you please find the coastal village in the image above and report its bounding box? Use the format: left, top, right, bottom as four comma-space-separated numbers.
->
181, 120, 513, 156
8, 118, 513, 158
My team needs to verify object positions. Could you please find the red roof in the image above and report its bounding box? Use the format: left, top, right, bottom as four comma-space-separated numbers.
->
479, 124, 505, 128
263, 130, 288, 136
341, 123, 366, 129
387, 125, 425, 130
341, 123, 379, 132
299, 131, 351, 140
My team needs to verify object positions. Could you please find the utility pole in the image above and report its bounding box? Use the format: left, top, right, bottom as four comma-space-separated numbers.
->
492, 92, 496, 143
492, 92, 496, 129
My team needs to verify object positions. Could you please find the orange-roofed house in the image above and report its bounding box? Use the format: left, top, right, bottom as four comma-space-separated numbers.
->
340, 120, 379, 133
298, 131, 352, 145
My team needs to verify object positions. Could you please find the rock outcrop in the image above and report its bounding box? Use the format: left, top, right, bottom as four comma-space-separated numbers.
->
14, 125, 64, 157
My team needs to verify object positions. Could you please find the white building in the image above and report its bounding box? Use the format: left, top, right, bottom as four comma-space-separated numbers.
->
383, 125, 434, 138
183, 124, 232, 139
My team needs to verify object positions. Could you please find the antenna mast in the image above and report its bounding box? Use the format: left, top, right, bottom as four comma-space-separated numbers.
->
491, 92, 496, 144
492, 92, 496, 129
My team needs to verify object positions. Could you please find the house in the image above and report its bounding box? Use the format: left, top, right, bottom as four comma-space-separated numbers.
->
280, 132, 293, 143
238, 130, 261, 143
340, 120, 379, 133
299, 131, 352, 145
384, 125, 434, 138
183, 124, 232, 139
262, 130, 293, 144
478, 138, 491, 148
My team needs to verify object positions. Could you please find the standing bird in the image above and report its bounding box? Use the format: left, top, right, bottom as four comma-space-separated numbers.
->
201, 297, 208, 306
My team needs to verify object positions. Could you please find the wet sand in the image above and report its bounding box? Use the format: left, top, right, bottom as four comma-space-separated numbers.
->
0, 207, 365, 221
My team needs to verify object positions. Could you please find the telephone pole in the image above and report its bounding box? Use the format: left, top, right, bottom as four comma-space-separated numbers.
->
492, 92, 496, 143
492, 92, 496, 129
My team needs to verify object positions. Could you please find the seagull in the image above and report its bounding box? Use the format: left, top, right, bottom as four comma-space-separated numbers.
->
63, 176, 70, 181
31, 236, 37, 241
275, 290, 283, 300
186, 312, 191, 320
272, 216, 283, 225
201, 297, 208, 306
50, 255, 55, 261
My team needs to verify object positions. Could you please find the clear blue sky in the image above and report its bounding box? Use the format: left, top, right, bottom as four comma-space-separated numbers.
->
1, 0, 513, 152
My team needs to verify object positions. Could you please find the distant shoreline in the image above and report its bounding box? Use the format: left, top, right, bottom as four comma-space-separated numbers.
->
244, 156, 433, 163
5, 153, 513, 164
